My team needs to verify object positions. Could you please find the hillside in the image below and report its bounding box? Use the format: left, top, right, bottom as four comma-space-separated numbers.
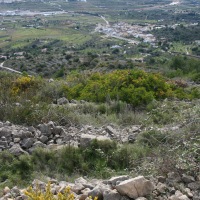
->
0, 0, 200, 199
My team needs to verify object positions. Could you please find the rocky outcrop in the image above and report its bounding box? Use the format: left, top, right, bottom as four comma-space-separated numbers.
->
0, 121, 142, 154
0, 176, 154, 200
1, 172, 200, 200
115, 176, 154, 199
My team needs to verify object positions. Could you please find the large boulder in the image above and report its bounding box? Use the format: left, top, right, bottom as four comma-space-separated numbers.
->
115, 176, 154, 199
9, 144, 28, 156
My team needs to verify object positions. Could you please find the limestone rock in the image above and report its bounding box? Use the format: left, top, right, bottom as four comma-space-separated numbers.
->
182, 174, 195, 183
9, 144, 28, 156
79, 134, 96, 147
39, 135, 49, 143
0, 140, 8, 148
169, 190, 190, 200
57, 97, 69, 105
32, 179, 46, 191
0, 127, 12, 138
167, 172, 182, 183
10, 186, 21, 197
38, 122, 54, 136
3, 187, 10, 195
187, 181, 200, 190
106, 175, 129, 186
115, 176, 154, 199
105, 126, 117, 138
184, 188, 193, 198
103, 189, 122, 200
88, 187, 103, 200
156, 182, 167, 194
21, 138, 34, 149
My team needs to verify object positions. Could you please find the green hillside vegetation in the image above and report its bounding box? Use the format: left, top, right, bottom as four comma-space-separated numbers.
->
0, 69, 199, 126
65, 69, 199, 104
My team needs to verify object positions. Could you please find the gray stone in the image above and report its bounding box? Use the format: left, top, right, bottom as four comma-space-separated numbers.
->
71, 183, 84, 194
88, 187, 103, 200
3, 187, 10, 195
96, 135, 111, 142
169, 194, 190, 200
128, 134, 136, 143
78, 193, 88, 200
0, 127, 12, 138
38, 123, 53, 136
32, 179, 46, 191
187, 181, 200, 190
103, 189, 122, 200
70, 99, 78, 104
13, 138, 21, 143
156, 182, 167, 194
9, 144, 28, 156
52, 126, 63, 135
175, 190, 190, 200
10, 142, 14, 146
28, 126, 35, 133
167, 172, 182, 184
81, 188, 91, 195
105, 126, 117, 137
184, 188, 193, 198
0, 141, 8, 148
107, 175, 129, 186
182, 174, 195, 183
57, 97, 69, 105
116, 176, 154, 199
28, 141, 47, 153
5, 121, 11, 126
11, 186, 21, 197
21, 138, 34, 149
19, 131, 33, 139
75, 177, 88, 185
39, 135, 49, 143
79, 134, 96, 148
0, 122, 3, 128
56, 138, 64, 145
157, 176, 166, 183
1, 136, 6, 141
80, 100, 86, 104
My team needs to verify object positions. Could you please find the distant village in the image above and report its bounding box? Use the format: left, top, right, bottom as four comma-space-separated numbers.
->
96, 22, 156, 46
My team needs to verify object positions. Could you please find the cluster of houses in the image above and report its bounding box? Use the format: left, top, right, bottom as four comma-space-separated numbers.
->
96, 22, 156, 45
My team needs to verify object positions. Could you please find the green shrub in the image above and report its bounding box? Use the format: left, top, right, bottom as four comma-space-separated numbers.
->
138, 130, 171, 147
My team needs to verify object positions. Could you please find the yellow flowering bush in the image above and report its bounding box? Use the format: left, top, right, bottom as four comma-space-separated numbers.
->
24, 182, 98, 200
11, 76, 38, 96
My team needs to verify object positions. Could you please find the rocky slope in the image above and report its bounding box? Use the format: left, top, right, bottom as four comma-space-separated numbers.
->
0, 120, 199, 200
0, 120, 142, 155
1, 173, 200, 200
